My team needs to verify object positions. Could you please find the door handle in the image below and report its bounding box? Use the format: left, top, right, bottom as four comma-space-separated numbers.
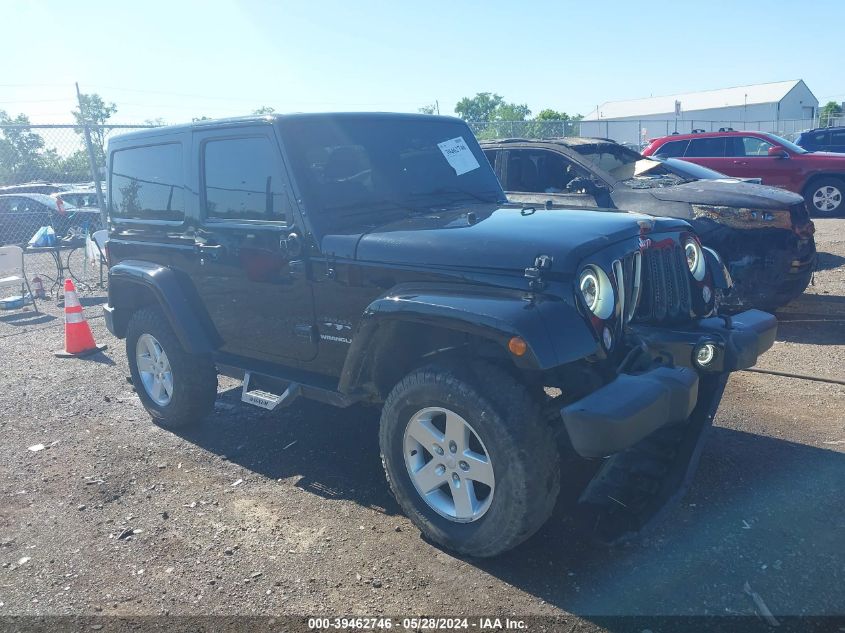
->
195, 242, 224, 253
732, 160, 748, 165
194, 242, 224, 263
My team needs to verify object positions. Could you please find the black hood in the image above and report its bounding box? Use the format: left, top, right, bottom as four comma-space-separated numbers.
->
333, 207, 688, 273
649, 179, 804, 209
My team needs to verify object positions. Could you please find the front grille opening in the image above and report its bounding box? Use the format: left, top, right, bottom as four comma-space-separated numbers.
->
635, 245, 692, 323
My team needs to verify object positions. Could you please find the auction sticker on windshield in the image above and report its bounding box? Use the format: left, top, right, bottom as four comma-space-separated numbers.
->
437, 136, 480, 176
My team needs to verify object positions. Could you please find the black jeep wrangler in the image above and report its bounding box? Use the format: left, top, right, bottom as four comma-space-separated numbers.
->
103, 113, 776, 557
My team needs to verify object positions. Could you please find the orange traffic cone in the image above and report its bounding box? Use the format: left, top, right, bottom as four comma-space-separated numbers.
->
54, 279, 107, 358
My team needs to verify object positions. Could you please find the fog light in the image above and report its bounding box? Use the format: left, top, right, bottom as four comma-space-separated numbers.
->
702, 285, 712, 303
694, 342, 716, 367
602, 327, 612, 349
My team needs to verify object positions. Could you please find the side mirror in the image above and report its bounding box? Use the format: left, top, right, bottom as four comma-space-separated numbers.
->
280, 232, 302, 259
767, 146, 789, 159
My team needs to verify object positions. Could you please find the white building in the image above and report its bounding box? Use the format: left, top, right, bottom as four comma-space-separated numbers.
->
580, 80, 819, 147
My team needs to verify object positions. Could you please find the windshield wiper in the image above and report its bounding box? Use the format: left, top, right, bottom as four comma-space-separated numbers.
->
323, 197, 431, 217
410, 187, 502, 205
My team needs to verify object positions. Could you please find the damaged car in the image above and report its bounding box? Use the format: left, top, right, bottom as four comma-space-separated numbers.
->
481, 137, 816, 311
104, 113, 777, 555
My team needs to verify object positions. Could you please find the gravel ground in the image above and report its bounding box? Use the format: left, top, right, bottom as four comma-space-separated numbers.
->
0, 220, 842, 626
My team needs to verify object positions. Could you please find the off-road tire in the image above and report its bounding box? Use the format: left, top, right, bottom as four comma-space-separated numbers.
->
805, 176, 844, 217
379, 362, 560, 557
126, 306, 217, 429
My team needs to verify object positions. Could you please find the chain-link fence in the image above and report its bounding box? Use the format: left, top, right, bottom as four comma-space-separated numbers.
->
468, 117, 821, 149
0, 123, 155, 299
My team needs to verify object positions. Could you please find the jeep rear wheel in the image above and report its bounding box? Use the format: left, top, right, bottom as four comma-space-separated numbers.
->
379, 363, 560, 557
126, 306, 217, 429
806, 177, 844, 217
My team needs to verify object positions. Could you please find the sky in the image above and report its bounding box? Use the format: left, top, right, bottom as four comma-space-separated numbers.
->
2, 0, 844, 125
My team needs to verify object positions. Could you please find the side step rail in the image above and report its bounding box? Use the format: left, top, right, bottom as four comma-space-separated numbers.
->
241, 371, 302, 411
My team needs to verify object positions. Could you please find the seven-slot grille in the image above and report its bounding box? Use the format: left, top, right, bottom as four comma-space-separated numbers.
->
633, 245, 692, 322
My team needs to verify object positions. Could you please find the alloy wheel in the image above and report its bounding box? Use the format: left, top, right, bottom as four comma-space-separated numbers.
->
136, 333, 174, 406
403, 407, 495, 523
813, 185, 842, 213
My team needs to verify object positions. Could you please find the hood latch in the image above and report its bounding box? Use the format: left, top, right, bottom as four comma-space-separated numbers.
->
524, 254, 553, 291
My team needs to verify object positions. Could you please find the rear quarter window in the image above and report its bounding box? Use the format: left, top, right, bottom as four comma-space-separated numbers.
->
110, 143, 185, 221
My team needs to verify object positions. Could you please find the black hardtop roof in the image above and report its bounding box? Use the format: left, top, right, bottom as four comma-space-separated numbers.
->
801, 126, 845, 133
108, 112, 466, 146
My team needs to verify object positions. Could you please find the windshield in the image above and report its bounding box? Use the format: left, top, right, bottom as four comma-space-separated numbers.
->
764, 133, 808, 154
661, 158, 731, 180
278, 116, 504, 234
571, 142, 687, 188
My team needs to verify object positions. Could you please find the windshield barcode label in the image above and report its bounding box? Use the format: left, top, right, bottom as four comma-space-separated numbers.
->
437, 136, 480, 176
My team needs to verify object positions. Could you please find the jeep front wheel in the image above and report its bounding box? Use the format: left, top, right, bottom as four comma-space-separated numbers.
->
126, 306, 218, 429
379, 364, 560, 557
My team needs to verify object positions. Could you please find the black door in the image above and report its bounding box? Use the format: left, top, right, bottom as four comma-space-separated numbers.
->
190, 128, 318, 363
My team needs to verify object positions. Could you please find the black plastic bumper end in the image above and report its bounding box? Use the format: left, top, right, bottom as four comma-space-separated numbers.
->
562, 366, 699, 458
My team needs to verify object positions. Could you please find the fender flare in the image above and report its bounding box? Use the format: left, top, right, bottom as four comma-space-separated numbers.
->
702, 246, 732, 290
108, 260, 217, 354
338, 282, 599, 394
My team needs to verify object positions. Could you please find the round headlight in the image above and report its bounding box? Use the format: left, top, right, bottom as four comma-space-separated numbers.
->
684, 238, 706, 281
579, 266, 614, 319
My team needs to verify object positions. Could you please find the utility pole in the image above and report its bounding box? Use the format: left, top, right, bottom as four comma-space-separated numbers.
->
76, 82, 107, 227
435, 100, 440, 115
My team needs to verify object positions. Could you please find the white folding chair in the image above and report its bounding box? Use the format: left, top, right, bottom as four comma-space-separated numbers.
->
0, 245, 38, 313
91, 229, 108, 287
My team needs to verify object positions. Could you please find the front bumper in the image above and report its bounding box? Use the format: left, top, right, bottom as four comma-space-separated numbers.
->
562, 309, 777, 458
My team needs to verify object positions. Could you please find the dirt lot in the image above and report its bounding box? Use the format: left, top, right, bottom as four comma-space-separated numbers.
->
0, 220, 843, 627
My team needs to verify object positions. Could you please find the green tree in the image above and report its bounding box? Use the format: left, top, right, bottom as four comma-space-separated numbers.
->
192, 116, 212, 122
820, 101, 843, 127
143, 117, 167, 127
492, 103, 531, 122
418, 103, 438, 115
0, 111, 48, 184
71, 93, 117, 164
535, 109, 567, 121
252, 106, 276, 115
454, 93, 504, 122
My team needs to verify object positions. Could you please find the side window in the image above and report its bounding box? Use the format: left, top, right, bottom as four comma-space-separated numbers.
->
685, 137, 727, 157
111, 143, 185, 221
831, 130, 845, 146
203, 136, 290, 223
653, 139, 689, 158
505, 149, 581, 193
808, 131, 829, 146
740, 136, 774, 157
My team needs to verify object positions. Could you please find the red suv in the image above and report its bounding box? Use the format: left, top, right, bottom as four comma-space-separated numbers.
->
643, 131, 845, 217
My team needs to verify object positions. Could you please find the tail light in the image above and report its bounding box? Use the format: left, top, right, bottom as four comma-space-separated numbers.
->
56, 196, 66, 215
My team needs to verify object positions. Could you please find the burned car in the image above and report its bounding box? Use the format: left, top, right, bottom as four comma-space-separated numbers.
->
481, 137, 816, 311
104, 114, 776, 555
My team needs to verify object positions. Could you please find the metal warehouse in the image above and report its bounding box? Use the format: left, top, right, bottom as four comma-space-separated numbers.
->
580, 79, 819, 147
